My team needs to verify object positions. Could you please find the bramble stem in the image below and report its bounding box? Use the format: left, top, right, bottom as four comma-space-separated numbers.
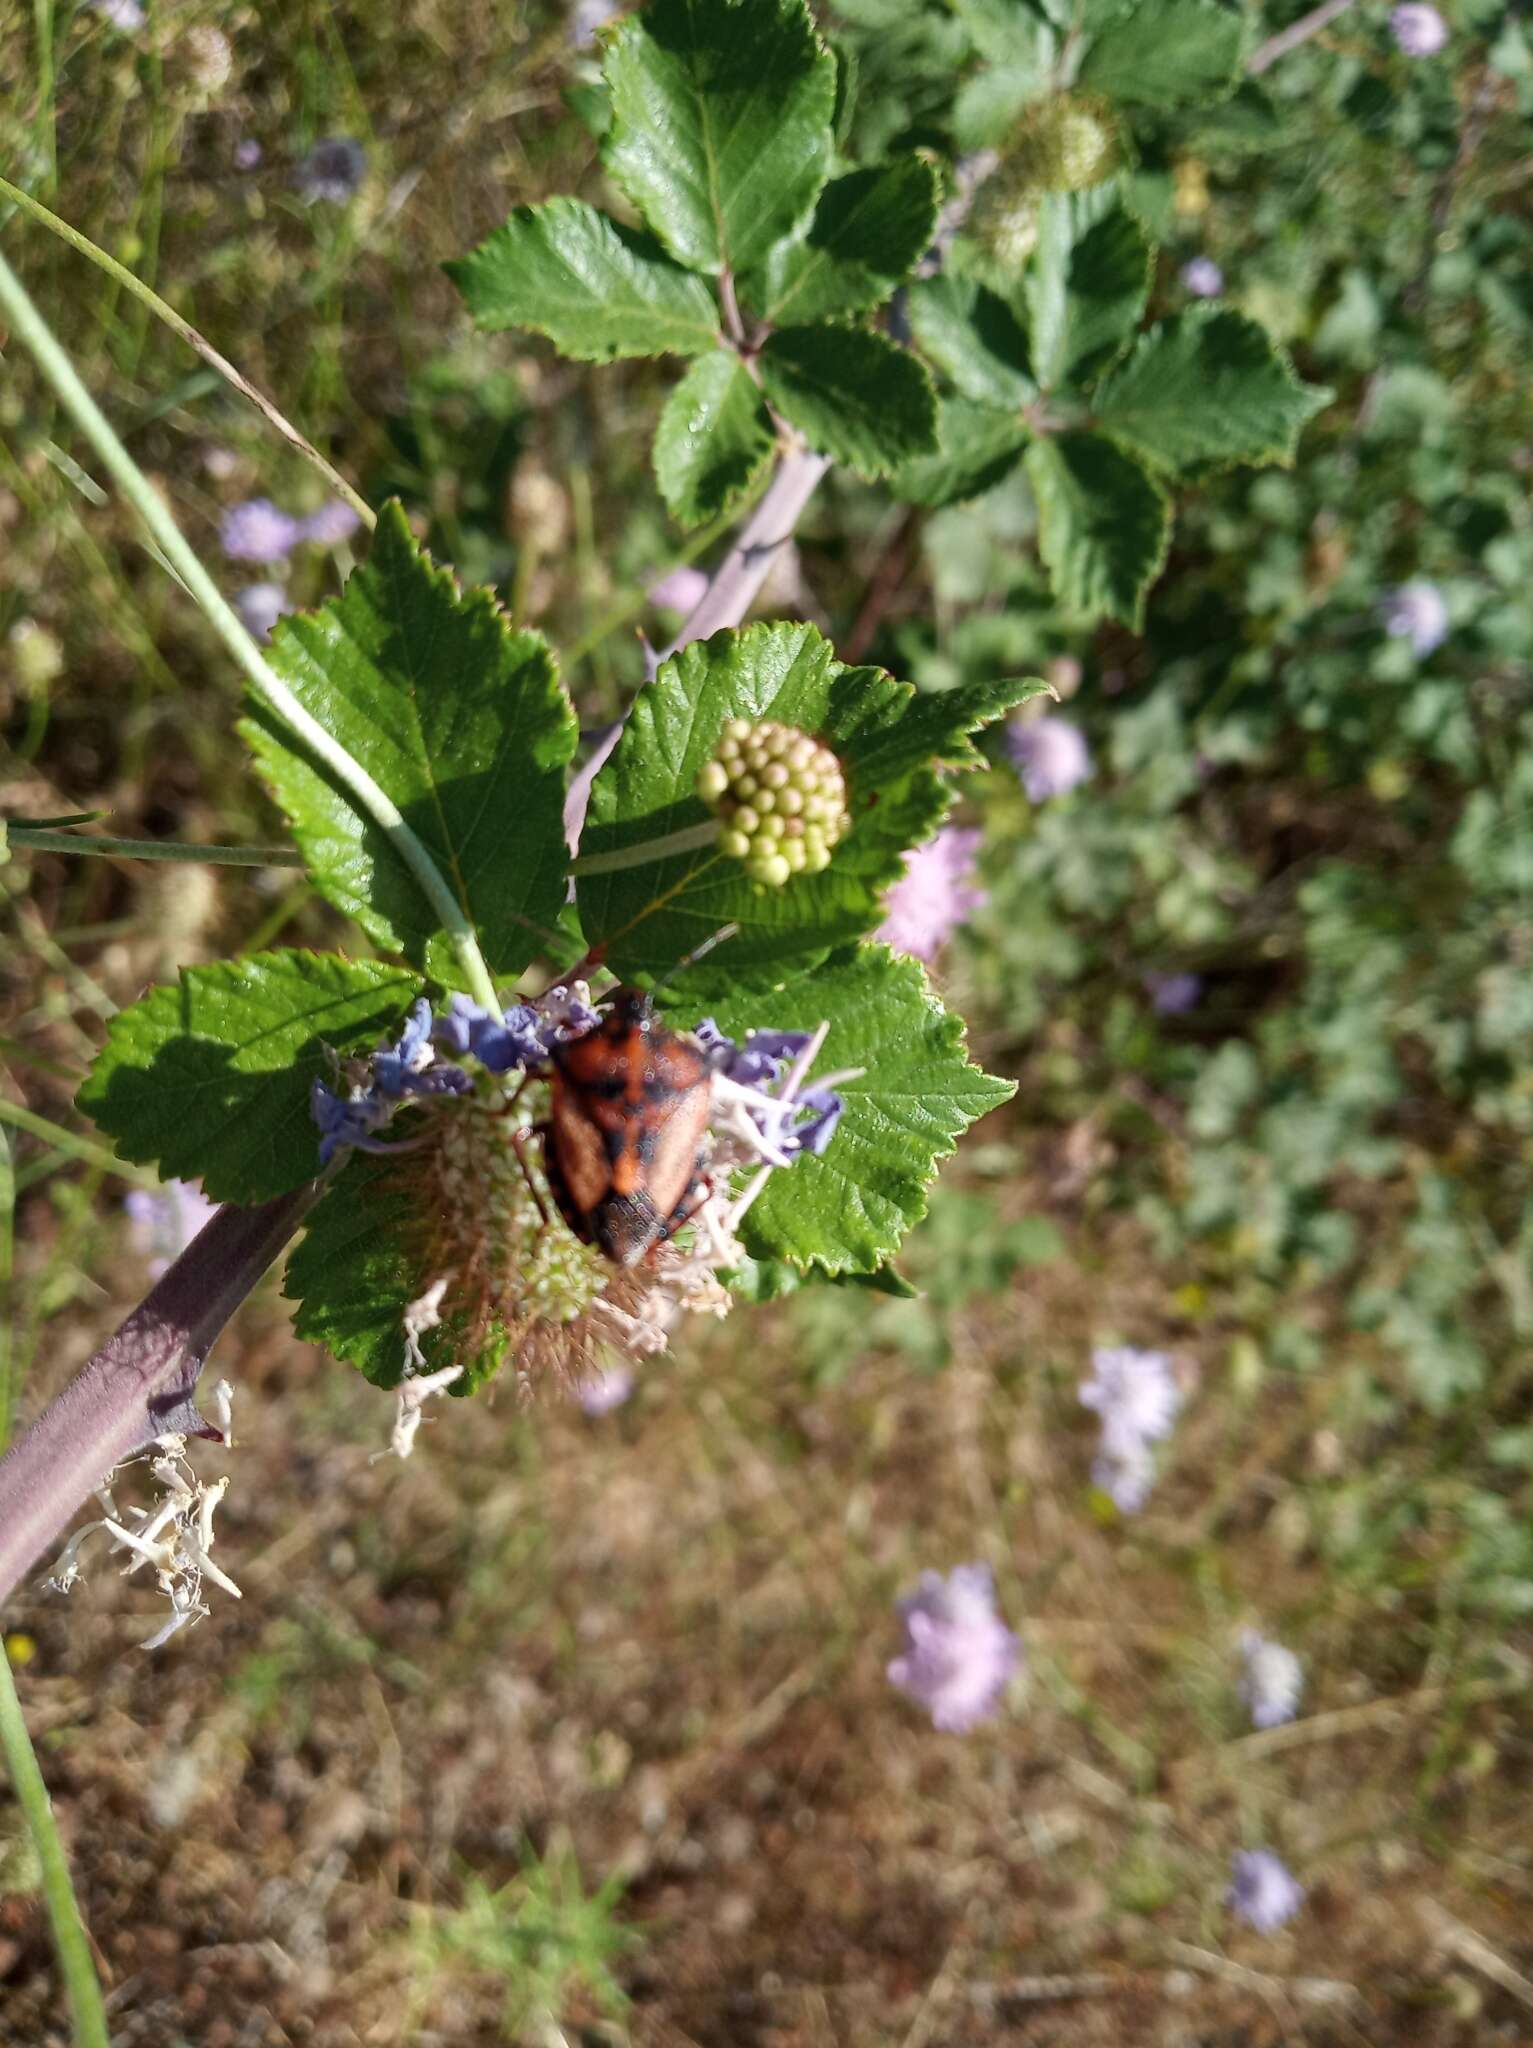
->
0, 1648, 109, 2048
0, 244, 499, 1013
565, 441, 832, 850
4, 825, 306, 868
1248, 0, 1358, 74
0, 1186, 320, 1611
0, 173, 374, 529
663, 441, 831, 657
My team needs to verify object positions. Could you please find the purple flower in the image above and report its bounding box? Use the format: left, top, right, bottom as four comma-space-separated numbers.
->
374, 999, 473, 1100
221, 498, 302, 564
299, 500, 363, 547
1080, 1345, 1181, 1511
695, 1020, 847, 1159
124, 1180, 217, 1278
1236, 1630, 1303, 1730
568, 0, 618, 45
1007, 716, 1092, 802
877, 827, 987, 963
575, 1364, 634, 1415
234, 582, 293, 641
294, 136, 367, 206
311, 1079, 394, 1166
1228, 1849, 1304, 1932
1380, 579, 1448, 657
888, 1564, 1020, 1732
1391, 3, 1448, 55
234, 139, 263, 171
649, 565, 709, 614
1145, 970, 1202, 1015
1180, 257, 1224, 298
431, 986, 602, 1073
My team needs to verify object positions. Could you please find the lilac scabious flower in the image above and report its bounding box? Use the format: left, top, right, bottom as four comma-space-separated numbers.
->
1228, 1849, 1304, 1932
575, 1364, 634, 1415
888, 1564, 1020, 1732
649, 565, 709, 614
1236, 1629, 1303, 1730
1079, 1345, 1182, 1511
1007, 716, 1092, 802
1180, 257, 1224, 298
568, 0, 618, 45
299, 500, 363, 547
312, 1005, 472, 1164
1145, 970, 1202, 1015
1380, 579, 1448, 657
876, 827, 987, 963
124, 1180, 217, 1279
234, 139, 264, 171
234, 582, 293, 641
431, 987, 601, 1072
374, 1000, 475, 1100
221, 498, 302, 564
1391, 3, 1448, 55
294, 136, 367, 206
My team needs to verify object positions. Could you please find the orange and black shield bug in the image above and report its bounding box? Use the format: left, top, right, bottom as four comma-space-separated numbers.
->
544, 988, 714, 1266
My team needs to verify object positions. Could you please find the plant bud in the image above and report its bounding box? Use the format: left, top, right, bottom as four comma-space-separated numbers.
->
696, 718, 850, 885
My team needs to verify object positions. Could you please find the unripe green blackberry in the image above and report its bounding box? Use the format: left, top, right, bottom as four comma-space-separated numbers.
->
697, 718, 850, 886
1011, 92, 1119, 195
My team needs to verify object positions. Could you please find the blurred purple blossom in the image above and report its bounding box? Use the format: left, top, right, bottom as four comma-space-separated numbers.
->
91, 0, 145, 29
575, 1365, 634, 1415
888, 1564, 1020, 1732
294, 136, 367, 206
1145, 970, 1202, 1015
1180, 257, 1224, 298
221, 499, 302, 563
234, 582, 293, 641
1390, 3, 1448, 55
1380, 579, 1448, 656
300, 499, 363, 547
1236, 1629, 1303, 1730
649, 565, 709, 614
234, 138, 264, 171
124, 1180, 218, 1279
569, 0, 618, 44
1008, 716, 1092, 802
1228, 1849, 1304, 1932
1079, 1345, 1182, 1511
876, 827, 986, 963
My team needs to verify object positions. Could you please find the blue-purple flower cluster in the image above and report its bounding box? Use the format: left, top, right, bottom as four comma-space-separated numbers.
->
310, 989, 846, 1174
1079, 1343, 1182, 1510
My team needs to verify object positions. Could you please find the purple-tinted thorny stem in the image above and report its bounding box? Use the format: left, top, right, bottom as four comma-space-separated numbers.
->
0, 1185, 319, 1610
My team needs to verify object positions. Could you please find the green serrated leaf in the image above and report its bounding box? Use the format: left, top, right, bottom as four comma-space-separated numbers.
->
951, 0, 1059, 68
77, 953, 420, 1205
446, 198, 720, 361
602, 0, 836, 276
653, 350, 775, 526
890, 396, 1030, 510
1092, 308, 1333, 475
745, 157, 941, 325
1025, 431, 1170, 625
758, 325, 938, 478
240, 501, 578, 988
693, 946, 1015, 1274
1078, 0, 1245, 108
575, 622, 1027, 981
1023, 190, 1150, 391
907, 273, 1034, 408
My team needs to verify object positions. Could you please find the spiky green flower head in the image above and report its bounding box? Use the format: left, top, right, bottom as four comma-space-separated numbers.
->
697, 718, 850, 888
970, 171, 1040, 278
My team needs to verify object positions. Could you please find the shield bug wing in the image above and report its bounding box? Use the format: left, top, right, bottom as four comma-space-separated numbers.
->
547, 989, 713, 1266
